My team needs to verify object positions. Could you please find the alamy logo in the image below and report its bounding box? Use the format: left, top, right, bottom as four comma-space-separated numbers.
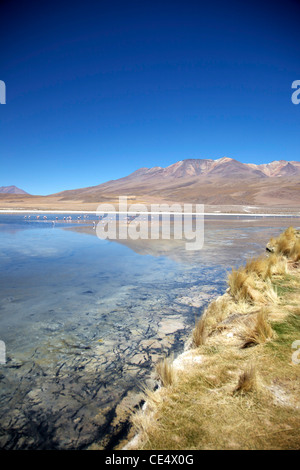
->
291, 80, 300, 105
0, 340, 6, 364
96, 197, 204, 251
0, 80, 6, 104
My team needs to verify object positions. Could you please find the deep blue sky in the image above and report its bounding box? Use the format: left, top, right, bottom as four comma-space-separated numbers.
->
1, 0, 300, 195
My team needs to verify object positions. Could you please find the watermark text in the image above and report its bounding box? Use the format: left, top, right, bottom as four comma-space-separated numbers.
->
0, 340, 6, 364
0, 80, 6, 104
291, 80, 300, 105
96, 197, 204, 251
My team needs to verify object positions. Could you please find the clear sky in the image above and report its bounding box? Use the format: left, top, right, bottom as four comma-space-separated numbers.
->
1, 0, 300, 195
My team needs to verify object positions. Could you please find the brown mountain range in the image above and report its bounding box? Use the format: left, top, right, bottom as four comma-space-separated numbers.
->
53, 157, 300, 207
1, 158, 300, 211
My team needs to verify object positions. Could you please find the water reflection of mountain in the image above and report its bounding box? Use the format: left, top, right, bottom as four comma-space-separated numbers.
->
64, 224, 197, 263
64, 217, 300, 266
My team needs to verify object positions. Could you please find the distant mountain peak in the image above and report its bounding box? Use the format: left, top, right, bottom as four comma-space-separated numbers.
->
215, 156, 234, 163
0, 185, 29, 195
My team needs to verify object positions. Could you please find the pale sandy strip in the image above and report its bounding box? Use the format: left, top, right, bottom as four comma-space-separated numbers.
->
0, 209, 299, 217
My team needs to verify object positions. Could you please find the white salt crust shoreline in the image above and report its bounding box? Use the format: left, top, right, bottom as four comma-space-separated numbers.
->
0, 209, 300, 217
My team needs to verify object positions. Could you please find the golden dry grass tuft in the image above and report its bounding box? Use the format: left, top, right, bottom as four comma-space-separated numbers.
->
290, 238, 300, 262
269, 227, 300, 262
227, 255, 284, 307
155, 356, 175, 387
233, 365, 257, 395
192, 315, 207, 347
239, 308, 274, 348
245, 256, 270, 279
265, 254, 287, 277
228, 267, 257, 302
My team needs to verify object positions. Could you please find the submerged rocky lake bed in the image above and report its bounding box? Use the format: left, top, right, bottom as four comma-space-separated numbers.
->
0, 214, 299, 449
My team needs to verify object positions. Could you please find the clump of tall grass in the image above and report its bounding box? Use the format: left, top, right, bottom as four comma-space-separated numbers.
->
233, 365, 257, 395
245, 256, 270, 279
240, 308, 274, 348
245, 254, 287, 280
228, 254, 283, 305
228, 267, 259, 303
290, 239, 300, 262
264, 254, 287, 277
192, 315, 206, 347
262, 279, 278, 304
156, 356, 175, 387
203, 296, 232, 331
269, 227, 300, 262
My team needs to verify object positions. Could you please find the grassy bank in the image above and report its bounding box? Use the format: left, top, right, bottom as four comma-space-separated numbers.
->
126, 227, 300, 450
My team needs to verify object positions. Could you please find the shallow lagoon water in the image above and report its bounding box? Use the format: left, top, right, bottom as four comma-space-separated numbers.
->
0, 214, 299, 449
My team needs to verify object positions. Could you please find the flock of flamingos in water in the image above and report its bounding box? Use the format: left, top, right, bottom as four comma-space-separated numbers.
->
23, 213, 140, 228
